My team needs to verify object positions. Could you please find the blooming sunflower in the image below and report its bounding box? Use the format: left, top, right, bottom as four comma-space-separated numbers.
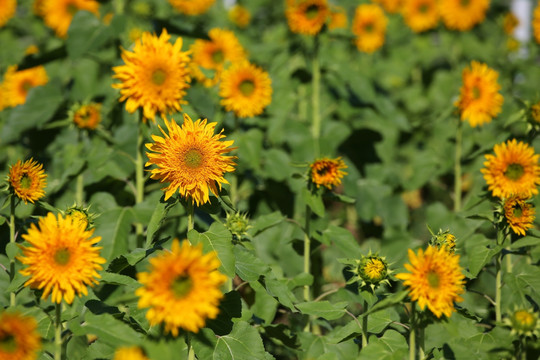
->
396, 246, 465, 318
534, 3, 540, 44
145, 113, 237, 205
503, 12, 518, 35
481, 139, 540, 199
439, 0, 489, 31
0, 65, 48, 109
228, 4, 251, 28
71, 102, 101, 130
8, 158, 47, 204
0, 0, 16, 27
190, 28, 247, 87
168, 0, 215, 15
351, 4, 388, 53
371, 0, 403, 13
219, 61, 272, 118
329, 6, 347, 30
285, 0, 330, 36
402, 0, 439, 33
113, 346, 149, 360
136, 239, 227, 335
40, 0, 100, 38
455, 61, 503, 128
0, 312, 41, 360
18, 212, 106, 304
112, 29, 191, 122
503, 195, 535, 236
309, 157, 347, 190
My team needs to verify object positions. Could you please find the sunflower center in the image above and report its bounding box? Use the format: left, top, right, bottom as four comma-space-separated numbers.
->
471, 86, 481, 99
316, 166, 330, 176
54, 248, 71, 266
239, 80, 255, 96
20, 174, 32, 189
212, 49, 224, 64
151, 69, 167, 86
364, 259, 385, 280
460, 0, 470, 6
419, 4, 429, 13
21, 81, 33, 92
513, 204, 523, 218
0, 333, 17, 353
427, 271, 440, 288
364, 22, 374, 33
505, 163, 524, 181
171, 274, 193, 298
514, 310, 535, 327
184, 149, 203, 168
66, 3, 79, 15
305, 5, 320, 19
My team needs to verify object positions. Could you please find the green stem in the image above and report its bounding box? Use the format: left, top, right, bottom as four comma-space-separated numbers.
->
76, 173, 84, 205
505, 246, 513, 274
303, 205, 312, 303
362, 300, 369, 347
454, 119, 463, 212
187, 201, 194, 232
409, 304, 416, 360
418, 325, 425, 360
135, 113, 145, 246
9, 196, 16, 307
55, 303, 62, 360
495, 227, 505, 323
311, 36, 321, 157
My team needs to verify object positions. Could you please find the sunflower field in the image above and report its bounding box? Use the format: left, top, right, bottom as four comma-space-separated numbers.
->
2, 0, 540, 359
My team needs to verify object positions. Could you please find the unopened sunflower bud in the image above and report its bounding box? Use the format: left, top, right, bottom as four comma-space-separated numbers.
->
343, 253, 391, 291
65, 205, 97, 230
225, 212, 251, 238
503, 308, 540, 338
429, 229, 456, 253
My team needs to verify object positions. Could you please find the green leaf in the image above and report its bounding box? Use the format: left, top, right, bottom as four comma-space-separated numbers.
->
510, 236, 540, 249
5, 242, 18, 261
302, 187, 325, 217
365, 290, 409, 316
188, 222, 235, 277
206, 291, 242, 335
465, 234, 496, 278
99, 272, 138, 287
322, 225, 362, 259
295, 301, 347, 321
251, 211, 285, 235
264, 277, 298, 311
94, 207, 133, 261
71, 312, 142, 345
144, 337, 188, 360
357, 329, 408, 360
234, 245, 271, 281
66, 11, 111, 59
145, 196, 176, 248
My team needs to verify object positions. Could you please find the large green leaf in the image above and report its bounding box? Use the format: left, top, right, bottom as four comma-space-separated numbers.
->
94, 207, 134, 261
234, 245, 271, 281
188, 222, 235, 277
357, 329, 408, 360
295, 301, 348, 321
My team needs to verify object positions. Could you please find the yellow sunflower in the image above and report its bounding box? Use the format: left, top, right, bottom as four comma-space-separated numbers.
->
329, 6, 348, 30
8, 158, 47, 204
439, 0, 489, 31
503, 195, 535, 236
112, 29, 191, 123
309, 157, 348, 190
168, 0, 215, 15
228, 4, 251, 28
71, 102, 101, 130
190, 28, 247, 87
352, 4, 388, 53
0, 0, 16, 27
0, 312, 41, 360
534, 2, 540, 44
481, 139, 540, 199
371, 0, 403, 13
0, 65, 48, 109
285, 0, 330, 36
219, 61, 272, 118
145, 113, 237, 205
531, 101, 540, 123
396, 246, 465, 318
136, 239, 227, 335
40, 0, 100, 38
402, 0, 439, 33
455, 61, 503, 128
113, 346, 149, 360
504, 308, 540, 337
503, 12, 518, 35
18, 212, 106, 304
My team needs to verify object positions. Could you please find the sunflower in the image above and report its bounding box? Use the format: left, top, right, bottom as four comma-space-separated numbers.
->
402, 0, 439, 33
285, 0, 330, 36
531, 101, 540, 123
40, 0, 100, 38
481, 139, 540, 199
71, 102, 101, 130
503, 12, 518, 35
112, 29, 191, 123
0, 0, 16, 27
18, 212, 106, 304
219, 61, 272, 118
113, 346, 149, 360
0, 65, 48, 109
190, 28, 247, 87
329, 6, 347, 30
8, 158, 47, 204
351, 4, 388, 53
228, 4, 251, 28
136, 239, 227, 335
396, 246, 465, 318
168, 0, 215, 15
503, 195, 535, 236
455, 61, 503, 128
145, 113, 237, 205
504, 308, 540, 337
439, 0, 489, 31
309, 157, 347, 190
0, 312, 41, 360
371, 0, 403, 13
534, 2, 540, 44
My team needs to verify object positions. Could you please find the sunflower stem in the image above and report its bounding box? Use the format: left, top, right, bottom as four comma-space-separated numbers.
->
135, 112, 145, 247
303, 205, 312, 332
76, 173, 84, 205
505, 246, 513, 274
9, 195, 16, 307
311, 35, 321, 157
454, 119, 463, 212
409, 304, 417, 360
495, 227, 505, 323
187, 201, 194, 232
55, 303, 62, 360
362, 299, 369, 347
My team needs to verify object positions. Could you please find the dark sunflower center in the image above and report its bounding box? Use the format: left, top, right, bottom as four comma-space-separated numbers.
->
0, 333, 17, 353
67, 3, 79, 15
460, 0, 470, 6
364, 22, 374, 33
513, 204, 523, 218
21, 81, 33, 92
427, 271, 440, 288
212, 50, 224, 64
305, 5, 320, 19
505, 163, 524, 181
184, 149, 203, 168
171, 274, 193, 298
20, 174, 32, 189
54, 248, 71, 266
239, 80, 255, 96
472, 86, 481, 99
419, 4, 429, 13
151, 69, 167, 86
316, 166, 329, 176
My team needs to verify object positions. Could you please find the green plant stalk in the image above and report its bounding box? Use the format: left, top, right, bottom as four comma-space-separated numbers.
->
495, 227, 505, 323
505, 247, 513, 274
55, 303, 62, 360
409, 304, 416, 360
135, 113, 145, 246
418, 324, 425, 360
454, 119, 463, 212
9, 196, 16, 307
303, 205, 312, 303
187, 201, 194, 232
311, 36, 321, 157
362, 299, 369, 347
76, 173, 84, 205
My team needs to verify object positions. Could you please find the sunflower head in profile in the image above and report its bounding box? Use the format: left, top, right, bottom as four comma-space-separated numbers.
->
351, 4, 388, 53
0, 65, 48, 110
18, 212, 106, 304
168, 0, 215, 15
113, 346, 150, 360
396, 246, 466, 318
309, 157, 348, 190
112, 28, 191, 123
145, 113, 237, 206
0, 312, 41, 360
455, 61, 503, 128
481, 139, 540, 199
7, 158, 47, 204
219, 60, 272, 118
371, 0, 403, 14
402, 0, 440, 33
439, 0, 489, 31
531, 101, 540, 124
228, 5, 251, 28
40, 0, 100, 38
502, 195, 535, 236
285, 0, 330, 36
70, 102, 102, 130
0, 0, 16, 27
190, 28, 247, 87
136, 239, 227, 335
